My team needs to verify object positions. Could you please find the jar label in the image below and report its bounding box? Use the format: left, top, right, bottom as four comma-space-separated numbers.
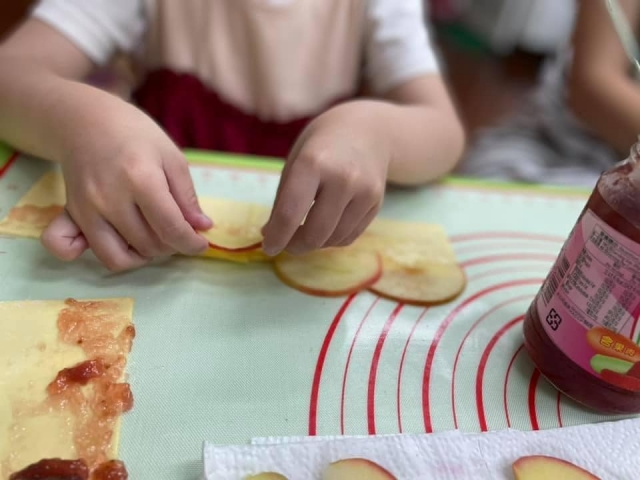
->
536, 209, 640, 391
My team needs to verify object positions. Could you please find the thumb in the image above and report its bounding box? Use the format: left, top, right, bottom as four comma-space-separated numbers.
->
164, 157, 213, 231
41, 209, 89, 261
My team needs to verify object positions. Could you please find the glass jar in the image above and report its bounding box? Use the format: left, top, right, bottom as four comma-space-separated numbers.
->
524, 141, 640, 413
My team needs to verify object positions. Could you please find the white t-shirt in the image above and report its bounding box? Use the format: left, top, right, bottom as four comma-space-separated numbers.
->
31, 0, 440, 120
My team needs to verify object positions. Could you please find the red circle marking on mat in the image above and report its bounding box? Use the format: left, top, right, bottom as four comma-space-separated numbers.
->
451, 295, 532, 428
468, 267, 549, 283
422, 279, 542, 433
340, 298, 380, 435
450, 232, 565, 244
556, 391, 563, 427
396, 308, 431, 433
528, 369, 542, 430
309, 294, 357, 436
461, 253, 556, 268
503, 345, 525, 428
475, 315, 524, 432
367, 303, 404, 435
454, 242, 561, 257
396, 268, 545, 433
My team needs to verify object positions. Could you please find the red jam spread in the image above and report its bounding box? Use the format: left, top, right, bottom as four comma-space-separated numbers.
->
47, 359, 107, 395
91, 460, 128, 480
7, 299, 135, 478
9, 458, 89, 480
524, 150, 640, 413
6, 205, 64, 229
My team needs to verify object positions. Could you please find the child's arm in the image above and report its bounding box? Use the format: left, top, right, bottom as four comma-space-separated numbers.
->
568, 0, 640, 155
0, 18, 211, 271
260, 0, 464, 257
261, 74, 464, 257
352, 75, 465, 186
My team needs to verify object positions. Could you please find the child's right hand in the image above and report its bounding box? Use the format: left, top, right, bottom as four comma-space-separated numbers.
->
41, 111, 212, 272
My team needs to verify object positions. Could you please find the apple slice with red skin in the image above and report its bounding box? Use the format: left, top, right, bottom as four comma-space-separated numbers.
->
512, 456, 601, 480
369, 257, 466, 306
357, 219, 465, 305
200, 246, 271, 263
245, 473, 288, 480
322, 458, 396, 480
198, 198, 271, 253
274, 248, 382, 297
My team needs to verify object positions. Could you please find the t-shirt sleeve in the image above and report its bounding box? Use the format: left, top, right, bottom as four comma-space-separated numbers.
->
31, 0, 147, 66
363, 0, 441, 95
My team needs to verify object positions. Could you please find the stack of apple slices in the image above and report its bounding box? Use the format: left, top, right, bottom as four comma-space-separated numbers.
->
199, 198, 466, 305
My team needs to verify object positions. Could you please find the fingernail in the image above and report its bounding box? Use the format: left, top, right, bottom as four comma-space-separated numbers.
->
199, 213, 214, 228
262, 244, 279, 257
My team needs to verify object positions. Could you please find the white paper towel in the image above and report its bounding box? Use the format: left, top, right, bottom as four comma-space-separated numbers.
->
203, 418, 640, 479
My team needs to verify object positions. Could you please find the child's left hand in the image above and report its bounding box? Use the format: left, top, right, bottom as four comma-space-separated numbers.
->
261, 103, 390, 256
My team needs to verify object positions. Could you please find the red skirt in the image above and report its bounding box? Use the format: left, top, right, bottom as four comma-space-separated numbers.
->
133, 68, 331, 159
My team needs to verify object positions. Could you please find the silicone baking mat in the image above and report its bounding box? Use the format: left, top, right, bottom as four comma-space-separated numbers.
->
0, 146, 633, 479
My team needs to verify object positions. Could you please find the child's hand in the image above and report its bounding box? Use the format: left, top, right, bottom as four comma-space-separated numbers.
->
261, 103, 390, 256
41, 112, 212, 272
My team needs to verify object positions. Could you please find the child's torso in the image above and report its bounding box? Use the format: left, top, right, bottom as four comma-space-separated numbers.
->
138, 0, 366, 122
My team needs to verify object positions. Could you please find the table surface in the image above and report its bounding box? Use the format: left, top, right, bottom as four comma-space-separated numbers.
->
0, 145, 631, 480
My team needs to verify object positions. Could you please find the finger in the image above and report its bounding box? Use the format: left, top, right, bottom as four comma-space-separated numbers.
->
135, 172, 209, 255
78, 213, 149, 272
109, 205, 174, 258
264, 128, 312, 228
285, 184, 351, 255
335, 205, 380, 247
261, 161, 319, 256
41, 209, 89, 261
163, 154, 213, 231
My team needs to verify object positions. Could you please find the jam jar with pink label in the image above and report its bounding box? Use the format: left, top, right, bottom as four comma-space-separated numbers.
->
524, 141, 640, 413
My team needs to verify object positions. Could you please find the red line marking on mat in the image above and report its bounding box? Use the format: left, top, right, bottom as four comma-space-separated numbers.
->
340, 298, 379, 435
451, 295, 531, 428
503, 345, 524, 428
528, 369, 542, 430
454, 242, 561, 257
556, 391, 563, 428
476, 315, 524, 432
422, 279, 542, 433
462, 253, 556, 268
367, 303, 404, 435
309, 294, 357, 436
397, 308, 430, 433
450, 232, 565, 244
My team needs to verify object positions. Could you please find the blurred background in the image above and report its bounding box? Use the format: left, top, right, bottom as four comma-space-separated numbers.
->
0, 0, 577, 138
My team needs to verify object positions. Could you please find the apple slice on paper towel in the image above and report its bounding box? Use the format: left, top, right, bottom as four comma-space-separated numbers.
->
244, 458, 395, 480
245, 473, 288, 480
274, 248, 382, 297
512, 456, 601, 480
321, 458, 397, 480
199, 197, 270, 252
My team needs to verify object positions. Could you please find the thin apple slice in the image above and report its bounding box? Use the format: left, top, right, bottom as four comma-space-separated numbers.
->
198, 198, 271, 252
360, 218, 458, 266
200, 246, 271, 263
322, 458, 396, 480
512, 456, 601, 480
274, 248, 382, 297
370, 257, 466, 306
245, 473, 288, 480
